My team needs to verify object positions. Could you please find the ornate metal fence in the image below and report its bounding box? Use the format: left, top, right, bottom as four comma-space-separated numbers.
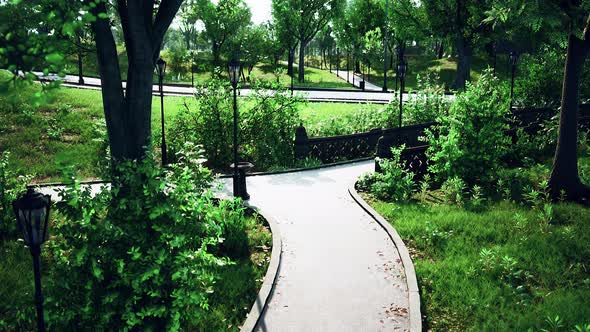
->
293, 104, 590, 174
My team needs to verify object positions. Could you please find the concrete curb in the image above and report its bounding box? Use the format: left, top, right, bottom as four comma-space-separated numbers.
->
348, 183, 422, 332
240, 202, 283, 332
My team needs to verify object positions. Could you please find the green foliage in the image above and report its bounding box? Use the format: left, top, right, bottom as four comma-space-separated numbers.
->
160, 49, 189, 78
512, 48, 582, 108
169, 79, 302, 170
45, 144, 247, 330
440, 176, 466, 206
196, 0, 252, 64
404, 71, 450, 125
370, 197, 590, 331
426, 70, 511, 186
496, 167, 535, 202
0, 241, 35, 331
304, 104, 395, 137
358, 146, 415, 201
0, 151, 31, 240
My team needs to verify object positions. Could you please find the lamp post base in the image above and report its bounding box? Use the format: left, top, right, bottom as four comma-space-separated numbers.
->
231, 162, 253, 200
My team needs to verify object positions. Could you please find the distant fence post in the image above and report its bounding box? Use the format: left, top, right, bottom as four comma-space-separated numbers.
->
375, 134, 395, 173
294, 124, 310, 160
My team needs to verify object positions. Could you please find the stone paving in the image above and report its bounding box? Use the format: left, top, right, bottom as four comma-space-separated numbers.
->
218, 161, 410, 331
34, 72, 394, 103
332, 70, 384, 91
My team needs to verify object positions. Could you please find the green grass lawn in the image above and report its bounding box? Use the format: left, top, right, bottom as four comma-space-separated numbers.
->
64, 50, 354, 89
0, 72, 377, 182
363, 157, 590, 331
0, 79, 197, 182
0, 212, 271, 331
349, 54, 512, 92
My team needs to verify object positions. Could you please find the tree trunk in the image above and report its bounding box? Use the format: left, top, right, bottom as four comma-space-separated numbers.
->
91, 3, 127, 162
212, 43, 221, 67
298, 41, 305, 83
90, 0, 182, 163
355, 59, 360, 73
77, 35, 84, 85
548, 33, 590, 200
287, 48, 294, 76
185, 32, 191, 50
452, 34, 471, 90
437, 40, 444, 59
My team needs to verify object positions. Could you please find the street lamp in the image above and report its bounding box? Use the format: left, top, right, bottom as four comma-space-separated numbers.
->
397, 58, 408, 128
13, 188, 51, 332
290, 49, 295, 95
191, 58, 195, 87
229, 57, 241, 197
156, 57, 167, 165
336, 47, 340, 77
509, 51, 519, 110
383, 0, 389, 92
347, 51, 350, 83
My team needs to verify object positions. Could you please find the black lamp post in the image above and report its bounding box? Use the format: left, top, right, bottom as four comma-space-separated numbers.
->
290, 49, 295, 95
383, 0, 389, 92
13, 189, 51, 332
329, 48, 332, 72
156, 58, 167, 165
347, 51, 350, 83
397, 58, 408, 128
509, 51, 519, 110
191, 58, 195, 87
229, 57, 241, 197
336, 47, 340, 77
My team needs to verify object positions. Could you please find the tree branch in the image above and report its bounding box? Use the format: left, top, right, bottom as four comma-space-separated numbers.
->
152, 0, 184, 61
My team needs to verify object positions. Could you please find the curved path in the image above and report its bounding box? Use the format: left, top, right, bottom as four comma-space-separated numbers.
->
219, 161, 411, 331
35, 72, 395, 103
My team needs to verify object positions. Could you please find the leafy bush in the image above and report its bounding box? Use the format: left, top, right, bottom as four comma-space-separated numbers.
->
160, 49, 189, 79
0, 241, 35, 331
0, 152, 31, 241
45, 144, 249, 330
169, 79, 302, 171
425, 70, 511, 187
514, 46, 590, 107
405, 71, 450, 125
496, 167, 535, 202
440, 176, 466, 206
358, 146, 415, 201
304, 103, 396, 137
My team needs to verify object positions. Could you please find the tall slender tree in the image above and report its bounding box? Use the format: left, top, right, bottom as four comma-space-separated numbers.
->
195, 0, 251, 66
272, 0, 345, 83
486, 1, 590, 201
422, 0, 493, 90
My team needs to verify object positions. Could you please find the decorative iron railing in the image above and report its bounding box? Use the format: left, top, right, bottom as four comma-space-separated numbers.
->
293, 104, 590, 174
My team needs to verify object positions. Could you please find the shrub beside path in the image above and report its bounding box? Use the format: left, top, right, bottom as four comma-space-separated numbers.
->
218, 161, 412, 331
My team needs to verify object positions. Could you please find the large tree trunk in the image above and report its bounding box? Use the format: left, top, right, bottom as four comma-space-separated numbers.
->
453, 34, 471, 90
91, 2, 127, 162
548, 33, 590, 200
298, 41, 306, 83
91, 0, 182, 163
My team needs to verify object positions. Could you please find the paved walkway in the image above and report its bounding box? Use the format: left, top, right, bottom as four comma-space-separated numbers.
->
33, 161, 412, 331
332, 70, 384, 92
219, 161, 410, 331
34, 72, 394, 104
